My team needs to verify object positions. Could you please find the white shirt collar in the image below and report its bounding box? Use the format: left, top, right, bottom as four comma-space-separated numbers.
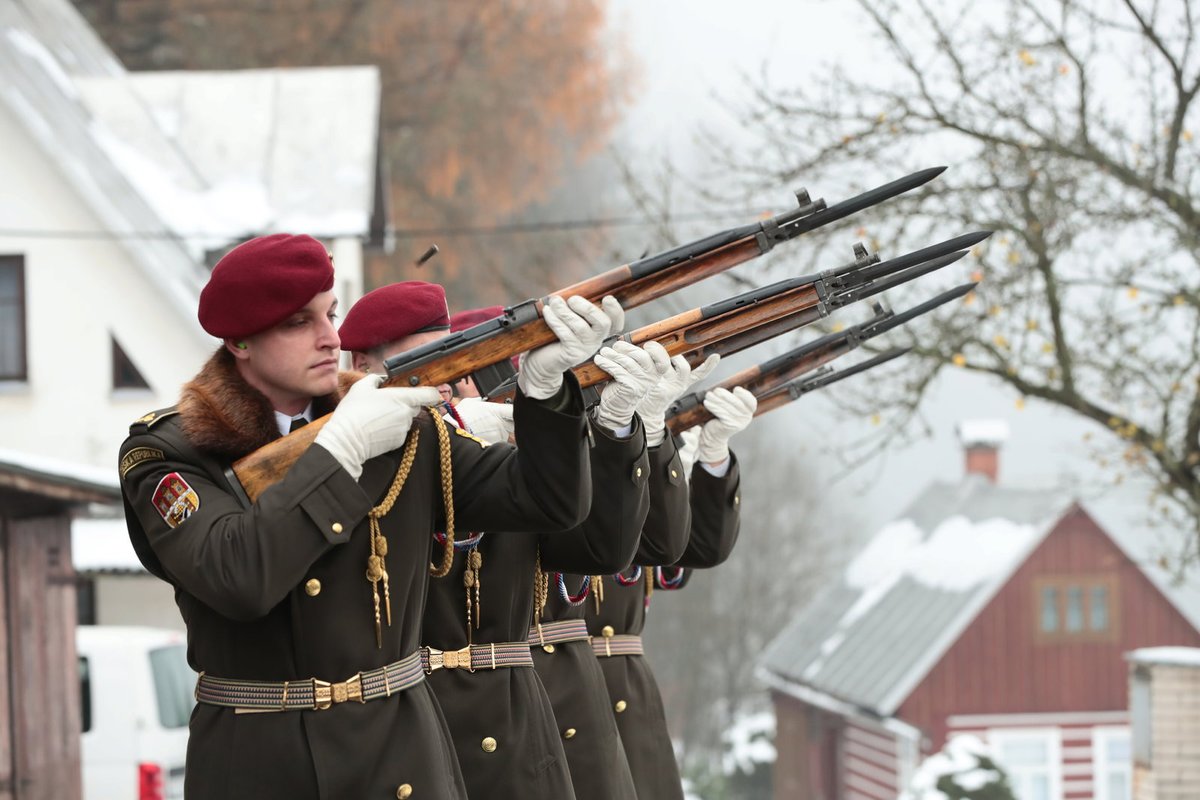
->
274, 402, 314, 437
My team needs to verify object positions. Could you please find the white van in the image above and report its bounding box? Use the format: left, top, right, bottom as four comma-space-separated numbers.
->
77, 626, 193, 800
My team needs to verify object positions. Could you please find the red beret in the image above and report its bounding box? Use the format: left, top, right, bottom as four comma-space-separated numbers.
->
339, 281, 451, 352
198, 234, 334, 339
449, 305, 505, 333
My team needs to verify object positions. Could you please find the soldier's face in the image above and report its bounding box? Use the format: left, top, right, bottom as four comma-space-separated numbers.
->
233, 291, 341, 414
355, 331, 453, 402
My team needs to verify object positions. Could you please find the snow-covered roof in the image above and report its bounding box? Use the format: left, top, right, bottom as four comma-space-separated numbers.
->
77, 66, 380, 257
957, 419, 1009, 447
0, 446, 119, 494
760, 476, 1069, 716
72, 515, 144, 574
0, 0, 210, 344
1127, 646, 1200, 668
0, 0, 381, 329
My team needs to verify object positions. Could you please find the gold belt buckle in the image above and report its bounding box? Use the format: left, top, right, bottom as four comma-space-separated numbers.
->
312, 672, 364, 710
424, 646, 474, 673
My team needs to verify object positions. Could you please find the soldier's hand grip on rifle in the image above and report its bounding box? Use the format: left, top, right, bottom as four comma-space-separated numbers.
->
695, 387, 757, 466
593, 341, 672, 431
517, 295, 619, 399
313, 375, 441, 480
639, 352, 721, 446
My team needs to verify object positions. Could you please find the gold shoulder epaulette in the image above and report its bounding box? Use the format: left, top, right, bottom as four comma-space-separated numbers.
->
454, 427, 490, 447
130, 406, 180, 432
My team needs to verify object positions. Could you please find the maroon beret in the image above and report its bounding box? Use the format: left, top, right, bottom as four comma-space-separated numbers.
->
449, 305, 505, 333
339, 281, 451, 352
198, 234, 334, 339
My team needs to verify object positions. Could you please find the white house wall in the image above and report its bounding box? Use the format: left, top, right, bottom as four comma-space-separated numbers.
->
0, 100, 213, 468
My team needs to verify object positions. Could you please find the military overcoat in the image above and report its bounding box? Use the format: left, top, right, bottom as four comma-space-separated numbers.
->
586, 452, 742, 800
118, 350, 591, 800
532, 434, 689, 800
422, 417, 650, 799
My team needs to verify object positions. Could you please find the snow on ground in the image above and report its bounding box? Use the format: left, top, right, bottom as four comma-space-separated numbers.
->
722, 710, 776, 775
900, 735, 1003, 800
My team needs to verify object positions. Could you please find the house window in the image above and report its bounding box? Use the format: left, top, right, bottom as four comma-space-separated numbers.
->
111, 335, 150, 391
1040, 587, 1059, 632
0, 255, 26, 381
1065, 586, 1084, 631
1033, 575, 1119, 642
1093, 727, 1132, 800
989, 729, 1061, 800
1090, 586, 1110, 631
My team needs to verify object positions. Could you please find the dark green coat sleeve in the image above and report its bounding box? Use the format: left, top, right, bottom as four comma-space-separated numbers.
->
672, 451, 741, 568
538, 415, 651, 574
119, 424, 372, 622
634, 432, 692, 566
438, 373, 592, 534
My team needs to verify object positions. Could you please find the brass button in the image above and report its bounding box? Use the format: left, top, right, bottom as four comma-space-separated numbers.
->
396, 785, 412, 799
331, 522, 344, 534
733, 495, 740, 506
670, 468, 679, 479
601, 625, 614, 638
563, 728, 576, 739
304, 579, 321, 597
481, 737, 498, 753
635, 466, 643, 478
614, 700, 627, 713
542, 644, 556, 653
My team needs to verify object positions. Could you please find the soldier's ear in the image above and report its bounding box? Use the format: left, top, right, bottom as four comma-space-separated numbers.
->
225, 339, 251, 359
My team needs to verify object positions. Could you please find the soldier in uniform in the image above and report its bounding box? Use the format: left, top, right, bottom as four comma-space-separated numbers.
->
117, 234, 615, 800
531, 352, 720, 800
339, 288, 667, 798
585, 386, 756, 800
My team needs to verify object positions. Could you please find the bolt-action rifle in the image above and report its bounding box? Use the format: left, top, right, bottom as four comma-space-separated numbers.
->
665, 281, 976, 431
230, 169, 947, 501
484, 232, 987, 403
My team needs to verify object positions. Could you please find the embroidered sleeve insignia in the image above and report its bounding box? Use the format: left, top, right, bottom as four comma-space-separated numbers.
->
152, 472, 200, 529
454, 427, 490, 448
120, 447, 165, 479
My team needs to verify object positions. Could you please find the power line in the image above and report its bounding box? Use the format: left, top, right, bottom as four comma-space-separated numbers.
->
0, 207, 772, 243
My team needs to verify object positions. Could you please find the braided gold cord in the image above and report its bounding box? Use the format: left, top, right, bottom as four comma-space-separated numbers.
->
429, 410, 456, 577
532, 545, 548, 626
366, 429, 420, 647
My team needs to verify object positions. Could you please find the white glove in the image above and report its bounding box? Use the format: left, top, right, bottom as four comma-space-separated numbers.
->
695, 386, 756, 465
314, 374, 441, 480
638, 351, 720, 446
600, 295, 625, 334
518, 295, 618, 400
593, 341, 671, 431
451, 397, 515, 445
677, 426, 701, 478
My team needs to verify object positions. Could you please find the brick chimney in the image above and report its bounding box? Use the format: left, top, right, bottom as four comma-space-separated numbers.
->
956, 419, 1009, 484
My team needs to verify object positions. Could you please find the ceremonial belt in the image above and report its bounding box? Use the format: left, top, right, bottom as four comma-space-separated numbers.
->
592, 632, 644, 658
421, 641, 534, 673
527, 619, 590, 648
195, 650, 425, 712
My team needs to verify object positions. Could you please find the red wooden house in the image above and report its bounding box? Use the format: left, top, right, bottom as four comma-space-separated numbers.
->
759, 426, 1200, 800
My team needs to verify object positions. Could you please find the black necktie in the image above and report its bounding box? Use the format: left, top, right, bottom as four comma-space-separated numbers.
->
289, 417, 309, 433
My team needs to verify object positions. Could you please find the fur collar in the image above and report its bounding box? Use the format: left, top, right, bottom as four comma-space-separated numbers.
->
177, 348, 356, 459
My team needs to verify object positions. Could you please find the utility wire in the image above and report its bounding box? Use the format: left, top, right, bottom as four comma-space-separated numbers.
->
0, 207, 774, 243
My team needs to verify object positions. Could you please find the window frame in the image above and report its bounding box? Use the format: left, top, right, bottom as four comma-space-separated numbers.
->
0, 254, 28, 382
1033, 574, 1120, 644
1092, 726, 1132, 800
987, 727, 1063, 800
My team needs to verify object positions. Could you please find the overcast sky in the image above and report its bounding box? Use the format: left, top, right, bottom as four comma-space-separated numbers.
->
603, 1, 1176, 563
